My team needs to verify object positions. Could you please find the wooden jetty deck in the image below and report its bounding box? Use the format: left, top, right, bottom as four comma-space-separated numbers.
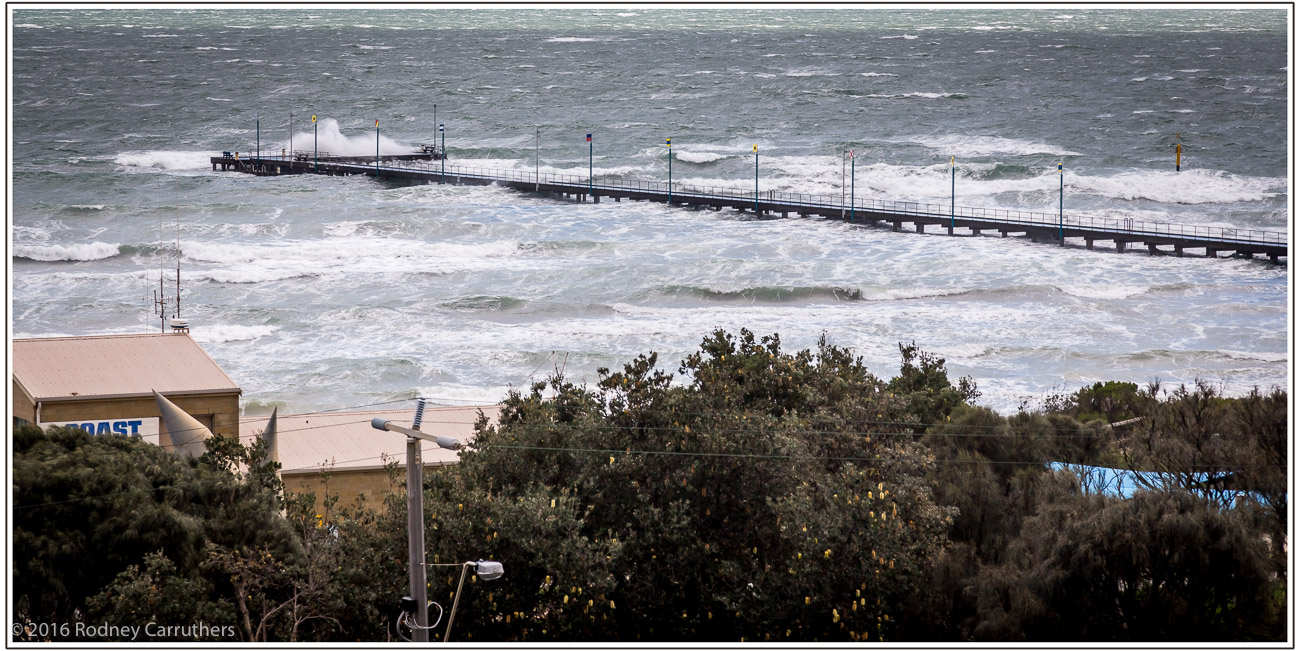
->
211, 153, 1288, 263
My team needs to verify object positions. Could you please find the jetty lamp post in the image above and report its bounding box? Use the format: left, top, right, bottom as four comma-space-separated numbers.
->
438, 560, 505, 642
950, 156, 956, 235
535, 126, 540, 191
587, 133, 593, 199
289, 111, 293, 158
440, 123, 445, 182
850, 149, 855, 222
312, 115, 318, 171
375, 119, 380, 177
666, 137, 672, 204
370, 398, 464, 643
753, 144, 759, 214
1058, 161, 1064, 245
841, 150, 848, 219
254, 111, 260, 168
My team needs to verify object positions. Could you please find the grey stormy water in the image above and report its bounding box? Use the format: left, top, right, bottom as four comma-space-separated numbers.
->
10, 8, 1289, 414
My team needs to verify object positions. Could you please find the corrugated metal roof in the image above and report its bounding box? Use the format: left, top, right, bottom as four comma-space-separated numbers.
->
237, 405, 499, 475
13, 334, 241, 401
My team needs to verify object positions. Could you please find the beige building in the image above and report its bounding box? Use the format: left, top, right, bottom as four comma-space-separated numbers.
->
12, 333, 242, 443
238, 404, 500, 515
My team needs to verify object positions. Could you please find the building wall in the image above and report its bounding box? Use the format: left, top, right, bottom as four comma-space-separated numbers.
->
13, 379, 36, 424
35, 392, 241, 438
283, 468, 402, 517
282, 465, 456, 518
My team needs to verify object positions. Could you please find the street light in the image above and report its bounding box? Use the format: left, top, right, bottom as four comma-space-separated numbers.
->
440, 123, 446, 183
950, 156, 955, 235
849, 149, 856, 222
254, 111, 260, 170
753, 144, 759, 214
841, 150, 848, 219
666, 137, 672, 204
1058, 161, 1064, 246
371, 399, 464, 643
441, 560, 506, 642
535, 126, 540, 191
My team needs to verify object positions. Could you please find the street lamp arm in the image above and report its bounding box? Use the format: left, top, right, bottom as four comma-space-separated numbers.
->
370, 418, 462, 449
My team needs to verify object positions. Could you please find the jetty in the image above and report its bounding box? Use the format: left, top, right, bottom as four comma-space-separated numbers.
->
211, 152, 1287, 263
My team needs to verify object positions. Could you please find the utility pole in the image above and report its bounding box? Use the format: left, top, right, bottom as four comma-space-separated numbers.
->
370, 401, 463, 643
407, 399, 430, 641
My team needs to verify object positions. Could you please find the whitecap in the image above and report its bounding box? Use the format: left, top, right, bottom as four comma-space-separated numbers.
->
675, 151, 731, 164
114, 150, 211, 171
190, 324, 279, 344
14, 242, 121, 262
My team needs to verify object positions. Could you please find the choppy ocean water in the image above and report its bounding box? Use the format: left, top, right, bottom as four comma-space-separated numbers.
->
10, 8, 1290, 414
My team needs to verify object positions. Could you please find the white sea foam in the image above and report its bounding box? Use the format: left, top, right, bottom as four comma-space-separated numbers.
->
905, 134, 1080, 157
191, 324, 279, 344
1069, 168, 1280, 204
191, 268, 320, 284
546, 37, 599, 43
1214, 350, 1289, 363
866, 92, 965, 100
182, 237, 529, 285
114, 150, 211, 171
1056, 284, 1152, 300
859, 72, 899, 77
675, 151, 731, 164
14, 242, 121, 262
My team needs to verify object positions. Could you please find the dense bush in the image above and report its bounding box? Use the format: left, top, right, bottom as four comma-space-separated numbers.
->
11, 331, 1287, 642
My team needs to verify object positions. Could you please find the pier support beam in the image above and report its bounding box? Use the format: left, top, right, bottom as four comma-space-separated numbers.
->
1175, 245, 1184, 257
1001, 231, 1008, 238
1269, 253, 1280, 264
915, 223, 924, 234
1206, 247, 1219, 258
947, 225, 954, 235
593, 195, 600, 203
1116, 241, 1126, 254
1147, 243, 1158, 255
893, 222, 901, 232
1086, 240, 1094, 250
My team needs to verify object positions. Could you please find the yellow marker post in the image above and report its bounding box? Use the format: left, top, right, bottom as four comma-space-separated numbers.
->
1176, 142, 1182, 172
